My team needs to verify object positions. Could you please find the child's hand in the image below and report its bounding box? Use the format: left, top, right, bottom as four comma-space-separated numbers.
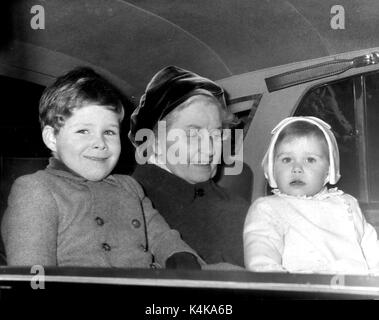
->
165, 252, 201, 270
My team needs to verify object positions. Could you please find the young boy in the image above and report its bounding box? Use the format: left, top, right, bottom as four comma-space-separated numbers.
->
244, 116, 379, 274
1, 67, 201, 269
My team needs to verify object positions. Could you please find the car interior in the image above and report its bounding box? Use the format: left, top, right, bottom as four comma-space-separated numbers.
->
2, 0, 379, 303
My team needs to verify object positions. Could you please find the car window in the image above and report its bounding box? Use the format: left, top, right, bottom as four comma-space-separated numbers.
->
295, 78, 360, 198
215, 94, 261, 201
365, 72, 379, 202
228, 93, 262, 156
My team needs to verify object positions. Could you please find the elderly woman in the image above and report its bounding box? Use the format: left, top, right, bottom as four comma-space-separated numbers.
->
129, 66, 249, 267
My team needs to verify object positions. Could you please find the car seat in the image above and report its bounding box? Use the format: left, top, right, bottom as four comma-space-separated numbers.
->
215, 161, 253, 202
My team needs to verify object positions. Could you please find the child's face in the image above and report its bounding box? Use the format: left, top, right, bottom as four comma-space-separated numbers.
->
53, 104, 121, 181
273, 135, 329, 197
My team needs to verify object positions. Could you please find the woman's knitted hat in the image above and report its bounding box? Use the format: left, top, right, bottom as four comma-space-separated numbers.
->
129, 65, 226, 146
262, 116, 341, 188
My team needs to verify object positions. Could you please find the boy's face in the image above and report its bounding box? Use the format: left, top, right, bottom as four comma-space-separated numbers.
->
273, 135, 329, 197
53, 104, 121, 181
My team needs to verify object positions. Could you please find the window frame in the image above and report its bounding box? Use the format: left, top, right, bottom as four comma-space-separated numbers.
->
291, 74, 374, 205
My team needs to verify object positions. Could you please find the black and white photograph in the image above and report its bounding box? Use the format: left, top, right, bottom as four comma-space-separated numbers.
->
1, 0, 379, 314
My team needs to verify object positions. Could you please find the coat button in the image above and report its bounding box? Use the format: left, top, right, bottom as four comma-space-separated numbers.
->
194, 188, 204, 197
102, 243, 111, 251
132, 219, 141, 228
95, 217, 104, 226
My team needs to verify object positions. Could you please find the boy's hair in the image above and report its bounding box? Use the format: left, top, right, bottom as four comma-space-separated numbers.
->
39, 67, 125, 133
274, 121, 329, 159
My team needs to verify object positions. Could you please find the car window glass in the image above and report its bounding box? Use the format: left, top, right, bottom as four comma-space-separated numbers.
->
365, 72, 379, 202
294, 79, 360, 198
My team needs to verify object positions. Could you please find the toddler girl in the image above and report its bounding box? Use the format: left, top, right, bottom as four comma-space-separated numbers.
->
244, 116, 379, 274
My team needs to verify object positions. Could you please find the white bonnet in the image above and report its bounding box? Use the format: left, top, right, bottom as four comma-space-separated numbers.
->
262, 116, 341, 188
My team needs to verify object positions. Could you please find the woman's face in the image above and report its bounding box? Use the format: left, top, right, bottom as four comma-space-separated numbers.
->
161, 95, 223, 184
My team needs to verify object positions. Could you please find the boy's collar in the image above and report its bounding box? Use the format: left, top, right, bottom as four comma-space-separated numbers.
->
48, 157, 80, 176
46, 157, 116, 184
